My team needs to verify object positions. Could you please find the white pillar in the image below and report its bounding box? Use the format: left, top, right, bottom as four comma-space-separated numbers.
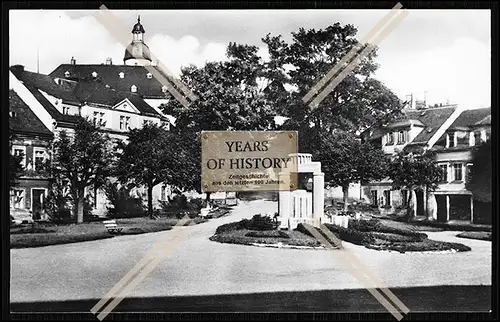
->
470, 196, 474, 223
313, 172, 325, 221
427, 192, 437, 220
279, 172, 291, 229
446, 195, 450, 221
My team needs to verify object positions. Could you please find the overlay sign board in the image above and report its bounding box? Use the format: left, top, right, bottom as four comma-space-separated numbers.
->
201, 131, 298, 192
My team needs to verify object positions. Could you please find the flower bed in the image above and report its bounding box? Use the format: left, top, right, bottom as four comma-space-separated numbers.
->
319, 219, 471, 253
210, 215, 320, 248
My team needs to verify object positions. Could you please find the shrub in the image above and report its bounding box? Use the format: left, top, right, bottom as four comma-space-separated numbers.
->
348, 219, 383, 232
245, 214, 275, 231
103, 182, 146, 218
323, 223, 376, 245
371, 232, 422, 242
215, 220, 249, 234
245, 230, 290, 239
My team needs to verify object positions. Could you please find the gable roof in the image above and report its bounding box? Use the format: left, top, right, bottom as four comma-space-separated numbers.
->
49, 64, 178, 98
363, 105, 458, 144
449, 107, 491, 130
9, 90, 53, 137
10, 65, 165, 121
405, 106, 458, 144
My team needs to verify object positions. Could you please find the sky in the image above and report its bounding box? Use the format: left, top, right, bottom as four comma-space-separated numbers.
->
9, 9, 491, 108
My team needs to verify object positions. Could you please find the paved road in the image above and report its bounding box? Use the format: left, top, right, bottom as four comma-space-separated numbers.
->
10, 200, 491, 305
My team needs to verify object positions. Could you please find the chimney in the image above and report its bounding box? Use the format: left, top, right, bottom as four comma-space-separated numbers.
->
106, 57, 113, 65
70, 56, 76, 65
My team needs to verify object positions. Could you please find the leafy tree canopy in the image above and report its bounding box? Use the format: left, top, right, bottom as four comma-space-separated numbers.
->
466, 139, 491, 202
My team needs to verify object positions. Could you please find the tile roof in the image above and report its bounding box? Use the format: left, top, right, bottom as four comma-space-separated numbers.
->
49, 64, 177, 98
364, 105, 458, 144
449, 107, 491, 129
9, 90, 53, 136
10, 66, 164, 121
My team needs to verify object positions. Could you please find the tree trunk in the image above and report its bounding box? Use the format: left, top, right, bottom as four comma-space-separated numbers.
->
76, 187, 84, 224
342, 185, 349, 211
205, 192, 211, 207
147, 184, 153, 218
406, 188, 413, 222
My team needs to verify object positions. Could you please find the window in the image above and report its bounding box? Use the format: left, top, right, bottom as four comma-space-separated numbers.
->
93, 111, 105, 127
383, 190, 391, 207
13, 146, 26, 167
386, 132, 394, 145
370, 190, 378, 206
439, 164, 448, 182
397, 131, 406, 144
119, 115, 131, 130
474, 131, 482, 144
11, 189, 25, 209
466, 163, 473, 182
401, 190, 408, 207
453, 163, 463, 181
33, 149, 47, 171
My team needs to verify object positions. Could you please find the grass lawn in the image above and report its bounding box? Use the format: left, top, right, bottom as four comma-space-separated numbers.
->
10, 216, 207, 249
456, 231, 492, 241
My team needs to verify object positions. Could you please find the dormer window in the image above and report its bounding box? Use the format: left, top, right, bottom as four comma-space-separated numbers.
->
397, 131, 407, 145
92, 71, 98, 78
386, 132, 394, 145
469, 132, 475, 146
131, 85, 137, 93
161, 85, 168, 93
119, 72, 125, 79
64, 71, 70, 78
146, 72, 152, 79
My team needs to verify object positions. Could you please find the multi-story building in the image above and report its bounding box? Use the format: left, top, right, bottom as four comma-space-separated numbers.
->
9, 90, 54, 222
361, 102, 491, 223
9, 17, 179, 219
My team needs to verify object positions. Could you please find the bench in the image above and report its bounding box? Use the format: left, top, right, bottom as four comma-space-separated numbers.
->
103, 220, 123, 234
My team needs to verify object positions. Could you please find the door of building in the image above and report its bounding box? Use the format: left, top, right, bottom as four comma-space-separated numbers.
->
32, 189, 46, 220
435, 195, 447, 222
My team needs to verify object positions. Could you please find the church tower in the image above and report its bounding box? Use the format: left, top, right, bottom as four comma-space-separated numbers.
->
123, 16, 152, 66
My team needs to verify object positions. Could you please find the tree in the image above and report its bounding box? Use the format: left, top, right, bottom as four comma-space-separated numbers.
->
52, 117, 114, 223
389, 151, 442, 220
160, 43, 279, 203
466, 139, 491, 202
318, 130, 389, 210
9, 145, 24, 188
162, 43, 277, 132
115, 122, 196, 217
262, 24, 403, 139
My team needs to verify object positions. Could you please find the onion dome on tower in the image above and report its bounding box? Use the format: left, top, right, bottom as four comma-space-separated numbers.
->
124, 16, 152, 66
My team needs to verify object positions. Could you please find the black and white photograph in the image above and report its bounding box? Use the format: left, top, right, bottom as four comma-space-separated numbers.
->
6, 3, 493, 320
